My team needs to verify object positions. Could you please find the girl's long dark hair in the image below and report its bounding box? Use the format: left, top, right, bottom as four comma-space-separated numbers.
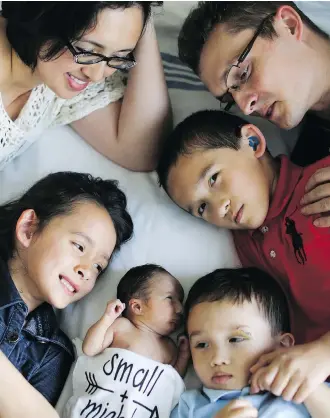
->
0, 172, 133, 262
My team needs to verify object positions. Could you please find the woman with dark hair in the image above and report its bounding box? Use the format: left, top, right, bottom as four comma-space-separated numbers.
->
0, 1, 168, 172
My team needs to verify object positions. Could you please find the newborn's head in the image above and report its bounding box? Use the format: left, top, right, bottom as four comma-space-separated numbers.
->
117, 264, 184, 336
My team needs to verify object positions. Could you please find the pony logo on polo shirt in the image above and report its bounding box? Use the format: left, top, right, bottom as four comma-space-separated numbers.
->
285, 217, 307, 265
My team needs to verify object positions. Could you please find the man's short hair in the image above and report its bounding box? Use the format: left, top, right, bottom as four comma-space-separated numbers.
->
185, 267, 290, 336
179, 1, 328, 75
157, 110, 248, 192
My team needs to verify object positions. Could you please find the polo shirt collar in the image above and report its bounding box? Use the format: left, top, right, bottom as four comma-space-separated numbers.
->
203, 386, 250, 402
265, 155, 303, 222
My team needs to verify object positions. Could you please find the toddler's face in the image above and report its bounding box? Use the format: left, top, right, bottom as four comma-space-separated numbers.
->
187, 299, 280, 390
21, 201, 117, 309
143, 274, 184, 335
167, 145, 271, 230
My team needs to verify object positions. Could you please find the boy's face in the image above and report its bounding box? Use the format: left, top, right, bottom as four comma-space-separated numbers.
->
187, 299, 281, 390
167, 144, 272, 230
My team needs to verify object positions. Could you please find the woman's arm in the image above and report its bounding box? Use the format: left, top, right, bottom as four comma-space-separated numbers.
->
71, 19, 171, 172
0, 351, 59, 418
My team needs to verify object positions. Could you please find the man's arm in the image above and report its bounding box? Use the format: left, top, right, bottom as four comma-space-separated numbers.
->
304, 383, 330, 418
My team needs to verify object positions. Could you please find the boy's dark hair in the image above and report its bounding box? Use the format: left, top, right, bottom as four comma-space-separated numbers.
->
0, 172, 133, 262
2, 1, 161, 70
157, 109, 247, 192
185, 267, 290, 336
179, 1, 328, 75
117, 264, 183, 317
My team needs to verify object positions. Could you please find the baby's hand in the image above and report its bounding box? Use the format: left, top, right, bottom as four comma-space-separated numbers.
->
177, 335, 190, 360
214, 399, 258, 418
104, 299, 125, 319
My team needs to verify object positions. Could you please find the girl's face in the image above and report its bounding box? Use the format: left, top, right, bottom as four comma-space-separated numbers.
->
17, 201, 117, 309
35, 7, 144, 99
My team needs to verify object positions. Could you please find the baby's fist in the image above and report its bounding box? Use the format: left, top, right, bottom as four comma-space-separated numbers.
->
105, 299, 125, 318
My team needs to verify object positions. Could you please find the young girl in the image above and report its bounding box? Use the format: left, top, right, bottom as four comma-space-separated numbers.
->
64, 264, 190, 418
0, 171, 133, 407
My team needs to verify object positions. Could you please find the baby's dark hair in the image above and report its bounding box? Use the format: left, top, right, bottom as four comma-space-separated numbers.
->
185, 267, 290, 336
0, 172, 133, 262
157, 110, 249, 193
117, 264, 183, 317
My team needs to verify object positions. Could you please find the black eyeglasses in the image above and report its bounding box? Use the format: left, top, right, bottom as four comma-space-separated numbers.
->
67, 42, 137, 71
218, 13, 275, 112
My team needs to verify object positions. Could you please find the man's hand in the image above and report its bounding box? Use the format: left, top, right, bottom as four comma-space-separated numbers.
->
301, 167, 330, 227
214, 399, 258, 418
249, 338, 330, 403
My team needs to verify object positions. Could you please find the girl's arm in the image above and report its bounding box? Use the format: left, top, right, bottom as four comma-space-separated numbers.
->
0, 351, 59, 418
82, 299, 125, 356
71, 19, 171, 172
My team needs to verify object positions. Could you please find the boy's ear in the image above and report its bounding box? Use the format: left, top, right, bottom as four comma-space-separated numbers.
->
15, 209, 39, 249
278, 332, 295, 348
240, 123, 267, 159
129, 299, 145, 316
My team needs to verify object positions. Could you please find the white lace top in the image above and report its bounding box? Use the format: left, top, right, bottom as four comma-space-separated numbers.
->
0, 71, 125, 171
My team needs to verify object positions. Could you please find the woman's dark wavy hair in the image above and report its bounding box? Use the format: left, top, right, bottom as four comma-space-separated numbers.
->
0, 172, 133, 262
1, 1, 162, 70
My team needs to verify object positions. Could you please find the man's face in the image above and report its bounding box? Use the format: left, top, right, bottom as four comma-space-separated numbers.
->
199, 9, 318, 130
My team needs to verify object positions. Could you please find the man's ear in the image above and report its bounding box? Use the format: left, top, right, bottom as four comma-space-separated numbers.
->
129, 299, 145, 316
15, 209, 39, 249
275, 5, 304, 41
278, 332, 295, 348
240, 123, 267, 159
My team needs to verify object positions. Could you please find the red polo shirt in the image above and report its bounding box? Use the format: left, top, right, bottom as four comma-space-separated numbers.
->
233, 155, 330, 345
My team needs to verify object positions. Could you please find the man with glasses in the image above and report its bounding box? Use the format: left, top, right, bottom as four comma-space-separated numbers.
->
178, 1, 330, 227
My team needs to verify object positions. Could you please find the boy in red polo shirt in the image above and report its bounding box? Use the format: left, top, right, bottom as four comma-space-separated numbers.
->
157, 110, 330, 406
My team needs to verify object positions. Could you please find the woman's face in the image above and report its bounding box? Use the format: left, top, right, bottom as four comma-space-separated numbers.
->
35, 7, 144, 99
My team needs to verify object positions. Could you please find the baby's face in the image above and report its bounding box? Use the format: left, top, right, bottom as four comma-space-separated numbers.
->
167, 146, 271, 230
143, 274, 184, 335
187, 299, 278, 390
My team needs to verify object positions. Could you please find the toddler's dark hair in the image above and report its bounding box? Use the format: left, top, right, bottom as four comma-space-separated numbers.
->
185, 267, 290, 336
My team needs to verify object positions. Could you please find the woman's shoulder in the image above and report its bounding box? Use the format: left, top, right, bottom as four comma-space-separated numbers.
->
0, 18, 14, 89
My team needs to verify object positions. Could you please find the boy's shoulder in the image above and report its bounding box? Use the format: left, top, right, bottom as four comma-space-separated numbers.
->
284, 154, 330, 210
